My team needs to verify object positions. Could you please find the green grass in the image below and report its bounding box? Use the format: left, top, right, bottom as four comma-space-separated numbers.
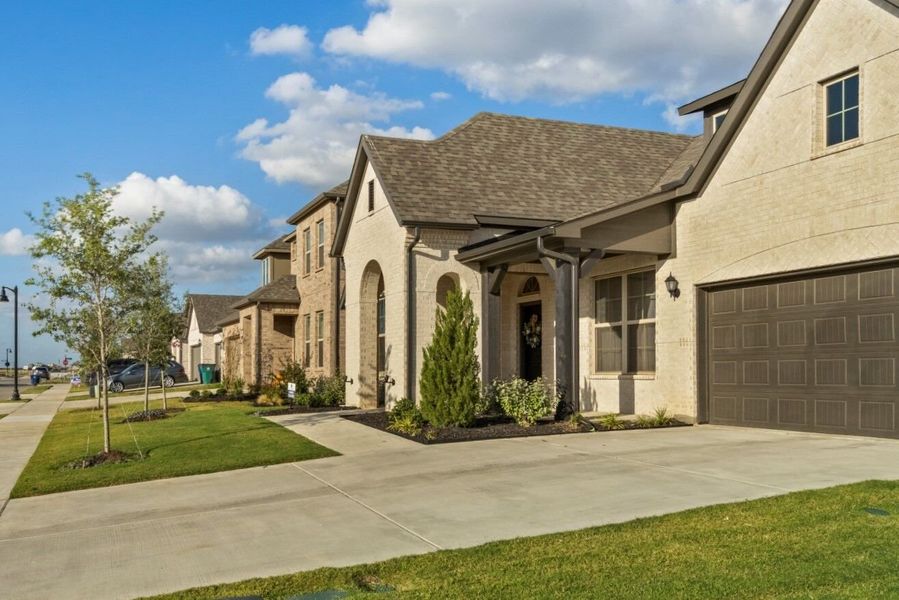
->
11, 398, 337, 498
65, 382, 221, 401
141, 480, 899, 600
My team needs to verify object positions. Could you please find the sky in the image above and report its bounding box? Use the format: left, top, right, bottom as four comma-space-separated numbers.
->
0, 0, 788, 364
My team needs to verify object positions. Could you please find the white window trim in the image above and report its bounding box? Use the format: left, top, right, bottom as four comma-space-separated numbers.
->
813, 68, 863, 159
316, 220, 325, 269
711, 109, 728, 133
593, 269, 657, 376
316, 311, 325, 368
303, 228, 312, 275
303, 314, 311, 368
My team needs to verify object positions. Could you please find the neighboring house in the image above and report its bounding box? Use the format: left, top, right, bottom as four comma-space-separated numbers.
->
333, 0, 899, 440
179, 294, 242, 381
221, 182, 348, 387
286, 181, 347, 378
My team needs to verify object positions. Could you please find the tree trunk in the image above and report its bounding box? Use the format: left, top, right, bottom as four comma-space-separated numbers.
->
162, 371, 168, 411
101, 365, 111, 454
95, 370, 101, 410
143, 359, 150, 412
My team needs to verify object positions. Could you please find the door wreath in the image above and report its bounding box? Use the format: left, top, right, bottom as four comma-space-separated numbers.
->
522, 314, 542, 349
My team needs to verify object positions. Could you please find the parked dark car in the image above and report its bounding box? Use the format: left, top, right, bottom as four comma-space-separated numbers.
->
107, 358, 139, 376
31, 365, 50, 381
106, 361, 188, 393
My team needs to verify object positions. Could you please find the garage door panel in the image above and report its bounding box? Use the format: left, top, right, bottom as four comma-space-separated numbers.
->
707, 265, 899, 439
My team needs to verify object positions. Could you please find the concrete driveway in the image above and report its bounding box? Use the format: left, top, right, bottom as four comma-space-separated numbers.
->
1, 414, 898, 600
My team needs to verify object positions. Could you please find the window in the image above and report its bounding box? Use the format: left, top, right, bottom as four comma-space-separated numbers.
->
594, 270, 656, 374
377, 287, 386, 374
261, 256, 271, 286
303, 228, 311, 275
316, 311, 325, 368
367, 180, 375, 212
712, 110, 727, 133
316, 220, 325, 269
825, 72, 859, 147
303, 314, 311, 368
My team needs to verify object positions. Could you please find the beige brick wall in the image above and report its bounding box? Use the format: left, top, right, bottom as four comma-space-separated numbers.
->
343, 162, 409, 407
293, 199, 344, 379
578, 0, 899, 419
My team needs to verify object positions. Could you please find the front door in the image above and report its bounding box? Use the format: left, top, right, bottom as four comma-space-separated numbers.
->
190, 345, 201, 381
519, 302, 542, 381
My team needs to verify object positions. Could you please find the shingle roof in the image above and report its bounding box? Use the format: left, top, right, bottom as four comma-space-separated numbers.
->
362, 112, 695, 226
188, 294, 243, 334
253, 235, 291, 259
233, 275, 299, 308
287, 180, 349, 225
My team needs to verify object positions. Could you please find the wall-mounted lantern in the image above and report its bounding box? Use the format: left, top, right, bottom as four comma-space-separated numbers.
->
664, 273, 680, 299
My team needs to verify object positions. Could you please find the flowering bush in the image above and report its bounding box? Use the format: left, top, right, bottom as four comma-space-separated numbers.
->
494, 377, 556, 426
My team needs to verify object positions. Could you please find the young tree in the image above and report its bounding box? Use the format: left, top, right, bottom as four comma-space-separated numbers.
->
123, 256, 180, 414
419, 288, 481, 427
27, 173, 161, 454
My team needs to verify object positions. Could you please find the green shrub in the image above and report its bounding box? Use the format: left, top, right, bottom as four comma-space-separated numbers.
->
278, 360, 308, 404
597, 413, 627, 430
652, 407, 674, 426
494, 377, 556, 427
634, 414, 654, 428
308, 373, 346, 407
419, 289, 481, 427
257, 381, 283, 406
200, 390, 211, 399
188, 389, 200, 399
221, 376, 245, 396
388, 398, 423, 436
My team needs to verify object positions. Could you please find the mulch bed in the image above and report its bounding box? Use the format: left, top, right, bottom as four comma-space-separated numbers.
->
121, 408, 185, 423
590, 420, 691, 432
256, 405, 353, 417
65, 450, 137, 469
342, 411, 594, 444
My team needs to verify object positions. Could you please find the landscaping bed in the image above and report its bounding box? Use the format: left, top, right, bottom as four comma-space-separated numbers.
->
259, 405, 353, 417
343, 411, 593, 444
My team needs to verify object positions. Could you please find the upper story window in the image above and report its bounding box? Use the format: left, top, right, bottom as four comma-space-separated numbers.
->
261, 256, 271, 286
594, 270, 656, 374
303, 228, 311, 275
712, 110, 728, 133
316, 219, 325, 269
367, 180, 375, 212
825, 72, 859, 147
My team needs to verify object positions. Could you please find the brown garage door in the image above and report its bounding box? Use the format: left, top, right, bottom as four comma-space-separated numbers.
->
705, 264, 898, 439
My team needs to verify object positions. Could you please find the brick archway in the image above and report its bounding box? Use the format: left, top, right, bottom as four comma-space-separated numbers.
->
359, 260, 384, 408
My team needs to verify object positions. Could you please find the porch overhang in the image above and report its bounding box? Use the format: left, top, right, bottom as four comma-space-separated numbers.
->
456, 199, 675, 269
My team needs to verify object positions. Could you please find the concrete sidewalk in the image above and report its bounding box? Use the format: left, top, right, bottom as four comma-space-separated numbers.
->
0, 414, 897, 599
0, 384, 69, 509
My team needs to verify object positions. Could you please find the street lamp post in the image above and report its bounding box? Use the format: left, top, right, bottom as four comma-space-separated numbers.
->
0, 286, 20, 401
4, 348, 11, 377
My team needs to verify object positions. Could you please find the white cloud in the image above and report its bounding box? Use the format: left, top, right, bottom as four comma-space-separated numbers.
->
237, 71, 433, 186
0, 228, 34, 256
113, 172, 266, 243
430, 91, 452, 101
322, 0, 788, 105
110, 173, 281, 287
249, 24, 313, 59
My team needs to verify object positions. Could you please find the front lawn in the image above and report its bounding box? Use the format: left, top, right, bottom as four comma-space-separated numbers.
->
11, 398, 337, 498
142, 480, 899, 599
65, 382, 221, 401
1, 384, 50, 400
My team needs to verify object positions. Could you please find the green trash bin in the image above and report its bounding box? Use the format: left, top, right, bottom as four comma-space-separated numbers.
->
198, 363, 216, 384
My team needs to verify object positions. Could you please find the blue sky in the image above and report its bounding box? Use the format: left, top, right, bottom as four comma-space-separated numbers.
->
0, 0, 786, 363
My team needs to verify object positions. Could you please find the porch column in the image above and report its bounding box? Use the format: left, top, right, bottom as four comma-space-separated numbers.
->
481, 265, 506, 384
551, 259, 577, 418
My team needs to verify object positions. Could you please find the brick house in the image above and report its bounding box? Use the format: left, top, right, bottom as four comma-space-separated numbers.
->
219, 182, 348, 386
174, 294, 241, 381
333, 0, 899, 440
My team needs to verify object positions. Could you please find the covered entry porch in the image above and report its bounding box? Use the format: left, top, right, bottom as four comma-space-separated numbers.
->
457, 202, 675, 418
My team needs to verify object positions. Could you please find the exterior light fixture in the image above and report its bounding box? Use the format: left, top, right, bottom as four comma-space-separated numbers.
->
1, 285, 20, 400
664, 273, 680, 299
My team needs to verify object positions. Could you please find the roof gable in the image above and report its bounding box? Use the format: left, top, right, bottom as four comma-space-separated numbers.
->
188, 294, 243, 333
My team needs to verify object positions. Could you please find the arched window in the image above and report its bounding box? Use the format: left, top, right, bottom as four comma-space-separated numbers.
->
436, 273, 460, 309
519, 276, 540, 296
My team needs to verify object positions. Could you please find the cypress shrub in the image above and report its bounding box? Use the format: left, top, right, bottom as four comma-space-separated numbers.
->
419, 288, 481, 427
